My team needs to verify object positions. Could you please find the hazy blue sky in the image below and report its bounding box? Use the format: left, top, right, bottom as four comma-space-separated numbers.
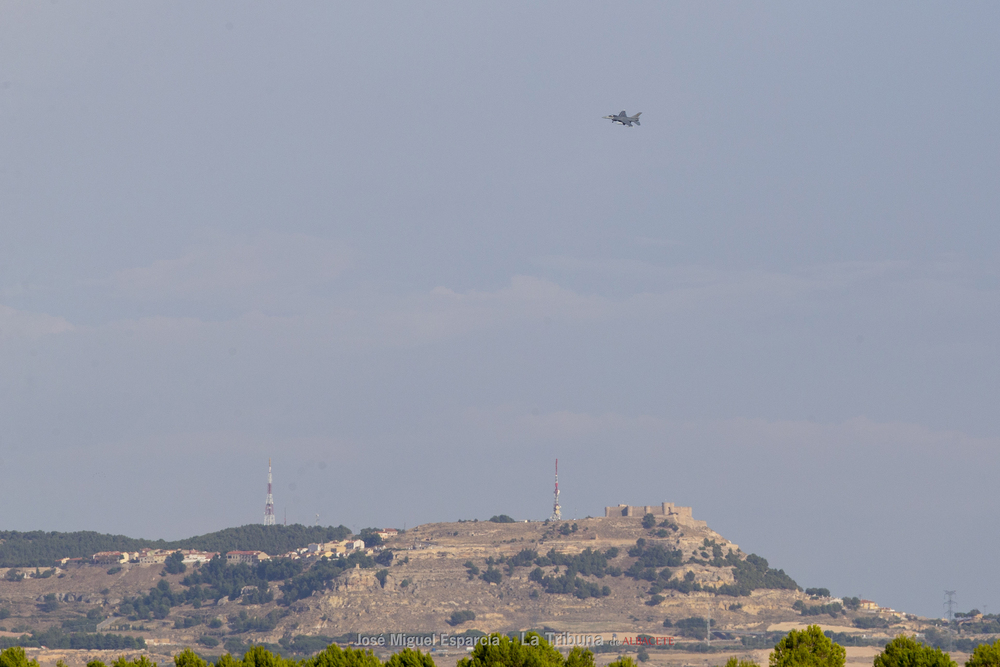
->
2, 3, 999, 619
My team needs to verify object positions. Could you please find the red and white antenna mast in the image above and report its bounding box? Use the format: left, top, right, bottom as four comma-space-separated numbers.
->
549, 459, 561, 520
264, 458, 275, 526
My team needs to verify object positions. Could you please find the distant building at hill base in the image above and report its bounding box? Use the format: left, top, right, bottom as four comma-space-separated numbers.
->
92, 551, 132, 565
305, 539, 366, 557
226, 550, 270, 564
137, 549, 218, 565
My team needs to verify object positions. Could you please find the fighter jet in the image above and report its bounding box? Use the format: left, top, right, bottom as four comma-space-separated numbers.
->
603, 110, 642, 127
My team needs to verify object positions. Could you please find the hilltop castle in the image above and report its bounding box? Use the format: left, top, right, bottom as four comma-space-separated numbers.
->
604, 502, 707, 528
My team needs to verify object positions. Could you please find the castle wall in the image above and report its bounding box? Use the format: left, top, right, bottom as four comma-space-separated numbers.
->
604, 502, 695, 520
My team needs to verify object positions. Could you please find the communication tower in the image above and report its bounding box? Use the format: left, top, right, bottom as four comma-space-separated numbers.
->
264, 459, 275, 526
550, 459, 561, 521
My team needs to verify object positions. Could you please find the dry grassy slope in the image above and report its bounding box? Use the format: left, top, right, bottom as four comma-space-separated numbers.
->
0, 564, 187, 618
0, 514, 864, 651
289, 516, 806, 639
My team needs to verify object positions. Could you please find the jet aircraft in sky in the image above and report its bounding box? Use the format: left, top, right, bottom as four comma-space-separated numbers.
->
603, 110, 642, 126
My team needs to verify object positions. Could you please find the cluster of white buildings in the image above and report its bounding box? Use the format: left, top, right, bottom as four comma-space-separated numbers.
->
83, 549, 221, 565
305, 539, 366, 557
62, 549, 271, 567
58, 530, 401, 568
280, 529, 400, 560
141, 549, 221, 565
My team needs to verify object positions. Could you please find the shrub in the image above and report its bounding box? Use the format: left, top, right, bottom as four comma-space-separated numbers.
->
796, 601, 843, 617
641, 514, 657, 530
197, 636, 220, 648
489, 515, 516, 523
509, 549, 538, 567
164, 551, 187, 575
627, 540, 684, 569
448, 610, 476, 626
724, 553, 798, 595
853, 616, 889, 630
480, 566, 502, 584
350, 529, 381, 549
805, 588, 831, 598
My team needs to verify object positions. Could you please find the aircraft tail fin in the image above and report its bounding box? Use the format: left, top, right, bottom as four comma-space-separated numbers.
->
633, 112, 641, 126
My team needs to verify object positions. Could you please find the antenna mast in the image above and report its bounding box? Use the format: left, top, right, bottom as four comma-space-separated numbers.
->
550, 459, 561, 520
264, 459, 275, 526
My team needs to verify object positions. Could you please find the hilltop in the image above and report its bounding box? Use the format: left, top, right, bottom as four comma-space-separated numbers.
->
0, 507, 960, 667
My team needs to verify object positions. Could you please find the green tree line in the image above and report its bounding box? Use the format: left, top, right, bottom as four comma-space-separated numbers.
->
118, 550, 382, 621
0, 525, 352, 568
6, 628, 1000, 667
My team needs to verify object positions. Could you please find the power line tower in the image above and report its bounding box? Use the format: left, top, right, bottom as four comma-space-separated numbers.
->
549, 459, 561, 521
944, 590, 957, 653
944, 590, 957, 622
264, 459, 275, 526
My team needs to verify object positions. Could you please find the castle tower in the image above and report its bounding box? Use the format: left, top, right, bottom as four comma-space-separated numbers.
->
264, 459, 275, 526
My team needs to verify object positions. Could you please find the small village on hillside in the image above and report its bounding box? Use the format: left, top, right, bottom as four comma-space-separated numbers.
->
54, 530, 398, 570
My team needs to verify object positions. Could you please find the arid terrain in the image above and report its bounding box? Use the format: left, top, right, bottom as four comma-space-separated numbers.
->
0, 511, 959, 667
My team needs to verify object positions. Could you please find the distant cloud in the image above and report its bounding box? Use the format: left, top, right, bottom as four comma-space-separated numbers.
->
110, 232, 353, 307
0, 303, 74, 338
369, 275, 612, 347
89, 254, 1000, 355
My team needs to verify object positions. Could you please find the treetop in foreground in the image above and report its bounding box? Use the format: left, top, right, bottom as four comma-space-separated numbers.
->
967, 639, 1000, 667
725, 658, 762, 667
769, 625, 846, 667
0, 647, 40, 667
873, 635, 956, 667
457, 632, 565, 667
